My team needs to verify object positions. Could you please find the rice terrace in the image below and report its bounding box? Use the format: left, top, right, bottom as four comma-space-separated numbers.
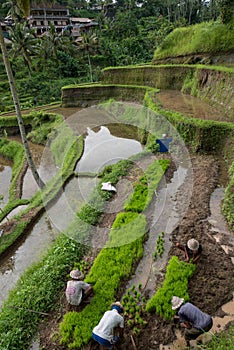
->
0, 2, 234, 350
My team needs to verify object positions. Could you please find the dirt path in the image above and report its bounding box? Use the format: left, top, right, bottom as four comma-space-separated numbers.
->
34, 153, 234, 350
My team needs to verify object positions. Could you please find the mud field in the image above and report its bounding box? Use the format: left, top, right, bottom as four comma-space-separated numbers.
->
35, 153, 234, 350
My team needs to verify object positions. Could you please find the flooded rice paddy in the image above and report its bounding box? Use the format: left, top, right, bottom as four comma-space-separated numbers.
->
0, 156, 12, 207
0, 91, 233, 348
0, 122, 143, 305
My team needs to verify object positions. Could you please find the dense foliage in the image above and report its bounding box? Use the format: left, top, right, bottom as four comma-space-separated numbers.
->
0, 0, 232, 110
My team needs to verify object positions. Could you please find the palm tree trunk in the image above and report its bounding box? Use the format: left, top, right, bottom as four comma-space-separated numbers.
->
87, 53, 93, 82
0, 25, 45, 189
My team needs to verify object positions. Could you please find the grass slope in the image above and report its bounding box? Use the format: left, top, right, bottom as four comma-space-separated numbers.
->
154, 21, 234, 60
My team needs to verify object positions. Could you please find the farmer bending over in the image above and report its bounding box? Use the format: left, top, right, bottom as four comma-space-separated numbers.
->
176, 238, 202, 263
92, 301, 124, 349
65, 270, 93, 306
171, 296, 213, 347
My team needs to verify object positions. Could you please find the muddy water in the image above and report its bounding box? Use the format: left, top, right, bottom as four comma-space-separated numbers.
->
157, 90, 232, 123
46, 176, 97, 233
0, 214, 57, 307
8, 137, 55, 199
0, 156, 12, 207
126, 160, 192, 293
46, 125, 142, 233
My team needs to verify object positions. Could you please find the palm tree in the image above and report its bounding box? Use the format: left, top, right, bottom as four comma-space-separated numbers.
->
77, 31, 99, 82
0, 1, 45, 188
40, 22, 71, 59
8, 21, 38, 77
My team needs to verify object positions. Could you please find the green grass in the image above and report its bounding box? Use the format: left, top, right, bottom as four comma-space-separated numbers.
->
154, 21, 234, 60
124, 159, 170, 212
200, 325, 234, 350
0, 234, 85, 350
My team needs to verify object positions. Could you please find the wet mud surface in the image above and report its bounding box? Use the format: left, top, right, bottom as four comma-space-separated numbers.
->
156, 90, 232, 123
35, 154, 234, 350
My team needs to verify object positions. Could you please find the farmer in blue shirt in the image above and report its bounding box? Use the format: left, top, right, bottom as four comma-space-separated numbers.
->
171, 296, 213, 347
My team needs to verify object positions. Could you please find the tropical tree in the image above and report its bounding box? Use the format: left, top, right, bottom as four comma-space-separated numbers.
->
217, 0, 234, 24
8, 21, 38, 76
76, 31, 99, 82
36, 22, 75, 78
0, 0, 45, 188
2, 0, 24, 22
40, 23, 71, 60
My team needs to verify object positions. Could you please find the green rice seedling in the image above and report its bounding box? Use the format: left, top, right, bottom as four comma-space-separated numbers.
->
122, 284, 148, 335
146, 256, 196, 320
124, 160, 170, 212
154, 232, 165, 260
128, 319, 134, 326
133, 327, 140, 335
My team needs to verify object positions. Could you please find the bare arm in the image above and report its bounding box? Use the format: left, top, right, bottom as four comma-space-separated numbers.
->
84, 285, 93, 297
180, 321, 192, 329
193, 253, 201, 263
119, 327, 124, 337
176, 243, 189, 261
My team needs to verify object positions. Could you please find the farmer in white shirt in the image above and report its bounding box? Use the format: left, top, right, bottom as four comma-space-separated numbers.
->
92, 301, 124, 349
65, 270, 93, 306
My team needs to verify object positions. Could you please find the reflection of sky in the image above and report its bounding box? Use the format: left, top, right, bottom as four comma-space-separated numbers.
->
0, 214, 57, 307
0, 161, 12, 206
76, 126, 142, 173
47, 176, 97, 233
22, 147, 57, 199
47, 126, 142, 234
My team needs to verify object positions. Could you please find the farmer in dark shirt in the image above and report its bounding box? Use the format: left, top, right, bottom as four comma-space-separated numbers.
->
171, 296, 213, 347
176, 238, 202, 263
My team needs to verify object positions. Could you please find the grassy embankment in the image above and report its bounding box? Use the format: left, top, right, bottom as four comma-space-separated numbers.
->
153, 20, 234, 61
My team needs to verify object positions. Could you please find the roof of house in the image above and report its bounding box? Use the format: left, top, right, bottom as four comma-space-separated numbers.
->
70, 18, 92, 23
31, 4, 68, 10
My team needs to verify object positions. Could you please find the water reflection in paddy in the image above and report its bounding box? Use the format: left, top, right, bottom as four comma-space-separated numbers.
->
0, 214, 57, 307
0, 156, 12, 207
76, 126, 142, 173
47, 125, 142, 232
0, 124, 143, 305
